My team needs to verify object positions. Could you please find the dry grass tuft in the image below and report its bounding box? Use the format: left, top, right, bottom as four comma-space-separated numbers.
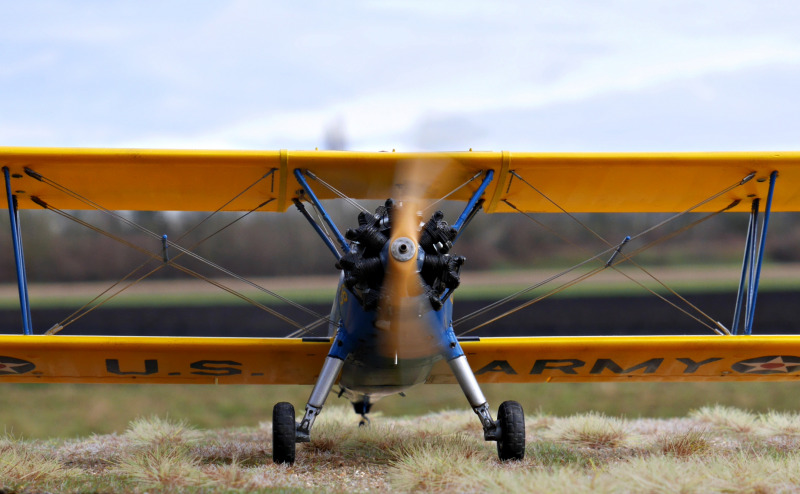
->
607, 454, 800, 494
548, 412, 628, 448
690, 404, 758, 433
57, 433, 128, 468
201, 459, 256, 489
759, 410, 800, 436
123, 415, 202, 450
388, 433, 489, 493
112, 444, 205, 490
654, 428, 711, 457
0, 443, 80, 491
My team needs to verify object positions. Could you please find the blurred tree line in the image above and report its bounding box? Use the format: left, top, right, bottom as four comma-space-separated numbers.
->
0, 203, 797, 283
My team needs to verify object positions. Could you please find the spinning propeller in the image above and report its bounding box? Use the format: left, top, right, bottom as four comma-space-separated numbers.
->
377, 161, 434, 360
338, 160, 465, 362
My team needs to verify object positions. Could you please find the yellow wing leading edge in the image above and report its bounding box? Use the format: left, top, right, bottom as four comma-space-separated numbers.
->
1, 147, 799, 213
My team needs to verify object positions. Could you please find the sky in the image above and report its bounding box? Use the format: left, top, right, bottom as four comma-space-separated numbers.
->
1, 1, 799, 152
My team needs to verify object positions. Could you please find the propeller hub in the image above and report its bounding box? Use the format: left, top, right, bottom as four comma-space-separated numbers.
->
390, 237, 417, 262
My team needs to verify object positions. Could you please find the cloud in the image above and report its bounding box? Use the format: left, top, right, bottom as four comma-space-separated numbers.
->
1, 1, 799, 151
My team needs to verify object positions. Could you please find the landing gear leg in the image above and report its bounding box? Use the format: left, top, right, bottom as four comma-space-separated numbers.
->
448, 354, 525, 461
272, 355, 344, 465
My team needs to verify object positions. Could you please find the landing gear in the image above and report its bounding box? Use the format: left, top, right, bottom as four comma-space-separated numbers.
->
448, 354, 526, 461
496, 401, 525, 461
271, 355, 345, 465
272, 402, 296, 464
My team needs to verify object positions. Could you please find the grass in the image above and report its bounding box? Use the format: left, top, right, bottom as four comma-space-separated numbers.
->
9, 381, 800, 439
547, 412, 628, 448
5, 408, 800, 493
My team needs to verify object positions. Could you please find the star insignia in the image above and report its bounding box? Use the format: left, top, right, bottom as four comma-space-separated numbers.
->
0, 361, 33, 374
736, 356, 800, 374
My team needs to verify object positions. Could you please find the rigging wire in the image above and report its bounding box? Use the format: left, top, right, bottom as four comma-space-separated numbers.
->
505, 170, 751, 333
27, 169, 326, 321
177, 168, 277, 239
44, 169, 280, 334
456, 206, 731, 336
286, 317, 330, 338
35, 202, 305, 330
509, 170, 753, 244
423, 171, 483, 212
456, 201, 737, 336
454, 171, 754, 335
498, 199, 738, 335
304, 170, 370, 213
45, 198, 274, 334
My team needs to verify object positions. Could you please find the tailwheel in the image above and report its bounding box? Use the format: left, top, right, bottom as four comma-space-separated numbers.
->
272, 402, 297, 464
496, 401, 525, 461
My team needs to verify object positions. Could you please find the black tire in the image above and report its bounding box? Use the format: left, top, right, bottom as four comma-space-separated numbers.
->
496, 400, 525, 461
272, 402, 296, 464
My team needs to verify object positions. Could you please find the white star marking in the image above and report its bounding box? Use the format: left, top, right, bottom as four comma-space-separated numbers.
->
0, 361, 31, 374
738, 356, 800, 374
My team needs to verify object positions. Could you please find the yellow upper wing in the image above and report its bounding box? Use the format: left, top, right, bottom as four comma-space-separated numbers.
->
1, 147, 798, 213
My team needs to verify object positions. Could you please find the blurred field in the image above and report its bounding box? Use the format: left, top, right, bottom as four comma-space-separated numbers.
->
4, 381, 800, 439
4, 264, 800, 309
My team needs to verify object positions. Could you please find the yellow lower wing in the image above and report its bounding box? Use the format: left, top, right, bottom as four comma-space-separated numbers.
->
2, 335, 800, 384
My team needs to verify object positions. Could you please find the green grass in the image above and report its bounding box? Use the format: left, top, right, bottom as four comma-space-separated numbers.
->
11, 277, 794, 309
5, 381, 800, 439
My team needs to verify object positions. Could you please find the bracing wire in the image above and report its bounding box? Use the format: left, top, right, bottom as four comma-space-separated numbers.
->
455, 171, 754, 336
27, 170, 326, 320
456, 202, 736, 336
37, 203, 305, 330
26, 168, 332, 334
423, 171, 483, 212
304, 170, 370, 213
45, 199, 275, 334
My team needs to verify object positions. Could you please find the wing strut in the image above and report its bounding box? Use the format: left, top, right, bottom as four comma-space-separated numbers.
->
292, 198, 343, 261
732, 171, 778, 335
3, 167, 32, 334
453, 170, 494, 231
293, 169, 349, 254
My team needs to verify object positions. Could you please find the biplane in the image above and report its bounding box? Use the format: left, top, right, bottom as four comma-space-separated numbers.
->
1, 147, 799, 464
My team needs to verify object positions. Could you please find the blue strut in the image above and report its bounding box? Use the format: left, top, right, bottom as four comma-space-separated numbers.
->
293, 169, 349, 254
3, 167, 32, 334
732, 199, 758, 335
453, 170, 494, 231
745, 171, 778, 335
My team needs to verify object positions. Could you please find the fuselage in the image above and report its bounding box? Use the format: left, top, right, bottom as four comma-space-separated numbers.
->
329, 273, 454, 402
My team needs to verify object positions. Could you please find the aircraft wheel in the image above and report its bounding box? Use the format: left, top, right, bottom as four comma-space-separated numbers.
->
496, 400, 525, 461
272, 402, 296, 464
